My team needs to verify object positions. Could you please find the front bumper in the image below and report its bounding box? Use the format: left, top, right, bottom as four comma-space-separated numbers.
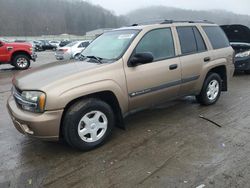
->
235, 56, 250, 71
7, 96, 63, 141
31, 53, 37, 62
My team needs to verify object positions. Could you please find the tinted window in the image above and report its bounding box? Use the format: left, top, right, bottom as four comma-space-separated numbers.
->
177, 26, 207, 55
79, 42, 89, 48
193, 27, 207, 52
135, 28, 175, 61
177, 27, 197, 54
82, 42, 90, 47
202, 26, 230, 49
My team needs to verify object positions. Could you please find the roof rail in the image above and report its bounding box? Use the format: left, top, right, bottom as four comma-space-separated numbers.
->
131, 19, 214, 26
161, 20, 214, 24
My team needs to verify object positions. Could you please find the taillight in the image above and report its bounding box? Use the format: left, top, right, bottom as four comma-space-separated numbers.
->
59, 49, 68, 53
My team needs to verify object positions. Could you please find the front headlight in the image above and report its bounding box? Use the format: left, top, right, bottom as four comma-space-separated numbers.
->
235, 50, 250, 58
19, 91, 46, 113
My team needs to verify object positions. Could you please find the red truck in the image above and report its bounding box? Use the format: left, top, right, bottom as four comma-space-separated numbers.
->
0, 40, 37, 70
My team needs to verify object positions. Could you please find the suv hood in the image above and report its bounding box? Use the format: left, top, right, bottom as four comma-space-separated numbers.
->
13, 61, 101, 90
221, 24, 250, 43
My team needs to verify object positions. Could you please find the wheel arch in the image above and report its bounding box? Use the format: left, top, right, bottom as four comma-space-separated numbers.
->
207, 65, 227, 91
11, 50, 31, 62
59, 90, 125, 139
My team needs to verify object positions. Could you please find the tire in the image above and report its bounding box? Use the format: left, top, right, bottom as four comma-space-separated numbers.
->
13, 54, 31, 70
244, 70, 250, 74
62, 98, 115, 151
74, 53, 80, 60
196, 73, 222, 105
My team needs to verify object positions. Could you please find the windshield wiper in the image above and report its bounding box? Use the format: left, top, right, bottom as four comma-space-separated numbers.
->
86, 56, 103, 64
77, 54, 87, 61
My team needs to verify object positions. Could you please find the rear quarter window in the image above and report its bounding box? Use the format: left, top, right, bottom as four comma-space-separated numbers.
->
202, 26, 230, 49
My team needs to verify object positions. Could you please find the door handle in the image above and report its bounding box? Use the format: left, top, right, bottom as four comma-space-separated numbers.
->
169, 64, 178, 70
204, 57, 211, 62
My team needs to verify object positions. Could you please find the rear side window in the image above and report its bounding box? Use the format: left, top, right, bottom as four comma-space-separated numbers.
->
193, 27, 207, 52
202, 26, 230, 49
135, 28, 175, 61
177, 26, 207, 55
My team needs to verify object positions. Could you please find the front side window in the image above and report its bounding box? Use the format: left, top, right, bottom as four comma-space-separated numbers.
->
177, 26, 207, 55
202, 26, 230, 49
135, 28, 175, 61
82, 30, 140, 60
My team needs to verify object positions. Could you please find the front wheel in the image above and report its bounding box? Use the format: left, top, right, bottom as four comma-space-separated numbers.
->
196, 73, 222, 105
62, 99, 115, 151
13, 54, 31, 70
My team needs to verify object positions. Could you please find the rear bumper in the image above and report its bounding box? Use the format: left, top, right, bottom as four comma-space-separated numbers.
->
7, 96, 63, 141
55, 53, 71, 60
235, 57, 250, 71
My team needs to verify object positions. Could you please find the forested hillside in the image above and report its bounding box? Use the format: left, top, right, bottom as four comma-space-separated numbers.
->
126, 6, 250, 27
0, 0, 126, 36
1, 1, 250, 37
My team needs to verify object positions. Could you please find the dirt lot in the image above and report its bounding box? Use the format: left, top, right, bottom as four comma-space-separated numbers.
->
1, 52, 250, 188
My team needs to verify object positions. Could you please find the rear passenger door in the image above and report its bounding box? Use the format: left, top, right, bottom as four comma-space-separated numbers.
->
176, 26, 210, 95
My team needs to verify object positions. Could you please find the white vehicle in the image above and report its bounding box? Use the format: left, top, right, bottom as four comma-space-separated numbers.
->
55, 41, 90, 60
49, 41, 60, 49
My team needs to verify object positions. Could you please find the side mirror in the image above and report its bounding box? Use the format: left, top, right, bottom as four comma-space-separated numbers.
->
0, 41, 3, 47
129, 52, 154, 67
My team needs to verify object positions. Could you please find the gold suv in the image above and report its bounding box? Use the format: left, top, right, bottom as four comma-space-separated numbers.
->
7, 20, 235, 150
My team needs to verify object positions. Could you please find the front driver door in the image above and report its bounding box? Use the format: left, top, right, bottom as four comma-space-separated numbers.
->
124, 28, 182, 110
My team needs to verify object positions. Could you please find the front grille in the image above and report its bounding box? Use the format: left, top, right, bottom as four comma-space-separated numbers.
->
13, 87, 23, 108
15, 86, 22, 94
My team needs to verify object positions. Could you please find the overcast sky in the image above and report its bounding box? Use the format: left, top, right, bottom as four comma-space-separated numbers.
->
89, 0, 250, 15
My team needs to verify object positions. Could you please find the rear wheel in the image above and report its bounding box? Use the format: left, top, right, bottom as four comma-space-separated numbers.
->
196, 73, 222, 105
62, 98, 115, 151
13, 54, 30, 70
74, 53, 80, 60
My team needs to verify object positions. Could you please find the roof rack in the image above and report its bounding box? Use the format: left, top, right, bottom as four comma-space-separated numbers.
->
131, 19, 214, 26
161, 20, 214, 24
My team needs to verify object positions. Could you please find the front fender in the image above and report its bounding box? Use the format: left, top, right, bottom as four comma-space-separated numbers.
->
45, 80, 128, 114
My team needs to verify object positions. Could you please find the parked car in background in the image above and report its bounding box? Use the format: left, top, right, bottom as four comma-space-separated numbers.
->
32, 40, 43, 51
55, 40, 90, 60
221, 24, 250, 74
49, 41, 60, 49
0, 40, 37, 69
7, 21, 234, 150
59, 40, 71, 47
38, 40, 57, 51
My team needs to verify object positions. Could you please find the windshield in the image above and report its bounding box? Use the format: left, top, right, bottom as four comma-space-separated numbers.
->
81, 29, 140, 60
